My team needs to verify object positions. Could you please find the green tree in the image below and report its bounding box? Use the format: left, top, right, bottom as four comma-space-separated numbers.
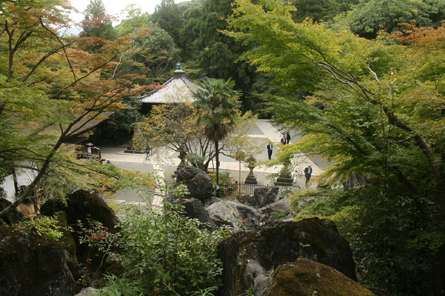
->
132, 102, 259, 172
115, 5, 149, 37
338, 0, 445, 39
79, 0, 117, 51
193, 78, 241, 186
150, 0, 183, 50
113, 24, 180, 85
224, 0, 445, 293
290, 0, 358, 23
0, 0, 153, 219
179, 5, 204, 61
191, 0, 256, 110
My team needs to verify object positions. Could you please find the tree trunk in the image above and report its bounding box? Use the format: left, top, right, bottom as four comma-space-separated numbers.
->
215, 140, 219, 187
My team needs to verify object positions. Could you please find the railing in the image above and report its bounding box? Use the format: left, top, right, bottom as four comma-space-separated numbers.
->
220, 181, 271, 197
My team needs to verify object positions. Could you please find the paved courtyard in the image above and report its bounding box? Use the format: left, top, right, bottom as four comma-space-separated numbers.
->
98, 120, 327, 207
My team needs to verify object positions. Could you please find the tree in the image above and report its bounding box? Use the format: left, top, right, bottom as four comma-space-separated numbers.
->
150, 0, 183, 50
113, 24, 180, 85
79, 0, 117, 52
115, 5, 149, 37
132, 102, 259, 172
0, 0, 153, 219
197, 0, 256, 106
224, 0, 445, 293
338, 0, 445, 39
290, 0, 357, 23
193, 78, 241, 185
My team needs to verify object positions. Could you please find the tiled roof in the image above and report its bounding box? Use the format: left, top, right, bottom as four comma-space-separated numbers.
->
65, 111, 113, 140
138, 72, 200, 104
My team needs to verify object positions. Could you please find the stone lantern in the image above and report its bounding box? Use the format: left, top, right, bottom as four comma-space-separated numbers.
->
274, 155, 293, 186
245, 155, 258, 184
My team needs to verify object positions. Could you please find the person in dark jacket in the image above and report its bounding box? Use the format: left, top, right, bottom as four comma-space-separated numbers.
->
267, 142, 273, 160
304, 165, 312, 186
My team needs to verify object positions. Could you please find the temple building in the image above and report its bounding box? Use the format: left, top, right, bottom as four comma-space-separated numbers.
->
138, 63, 201, 114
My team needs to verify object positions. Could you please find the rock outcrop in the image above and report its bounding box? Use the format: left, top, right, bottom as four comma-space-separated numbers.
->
181, 197, 218, 231
175, 166, 215, 202
0, 226, 79, 296
266, 258, 374, 296
217, 218, 357, 296
40, 189, 121, 283
241, 187, 280, 209
206, 200, 258, 231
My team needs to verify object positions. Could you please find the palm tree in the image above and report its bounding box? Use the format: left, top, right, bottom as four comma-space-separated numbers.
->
193, 77, 241, 187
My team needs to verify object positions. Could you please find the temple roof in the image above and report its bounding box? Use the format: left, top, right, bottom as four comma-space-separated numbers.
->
138, 64, 200, 104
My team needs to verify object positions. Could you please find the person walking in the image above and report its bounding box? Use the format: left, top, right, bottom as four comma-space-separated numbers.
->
304, 165, 312, 186
286, 132, 291, 144
145, 146, 151, 160
267, 142, 273, 160
281, 135, 287, 145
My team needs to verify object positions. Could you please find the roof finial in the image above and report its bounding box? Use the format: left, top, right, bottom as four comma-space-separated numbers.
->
174, 62, 185, 76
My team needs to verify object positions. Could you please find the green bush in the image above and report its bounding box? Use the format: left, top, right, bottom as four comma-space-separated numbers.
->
93, 202, 230, 295
186, 153, 207, 171
290, 185, 442, 295
15, 215, 63, 241
338, 185, 440, 296
290, 188, 355, 221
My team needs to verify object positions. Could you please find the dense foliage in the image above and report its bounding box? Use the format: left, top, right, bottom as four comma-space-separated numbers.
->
84, 199, 230, 295
0, 0, 154, 218
223, 0, 445, 294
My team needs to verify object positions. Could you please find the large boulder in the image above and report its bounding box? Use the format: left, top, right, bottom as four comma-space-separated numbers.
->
244, 260, 270, 296
175, 166, 215, 202
217, 218, 357, 296
266, 258, 374, 296
0, 198, 20, 224
40, 189, 120, 282
258, 198, 295, 224
181, 198, 218, 231
206, 200, 258, 231
242, 187, 279, 209
0, 226, 78, 296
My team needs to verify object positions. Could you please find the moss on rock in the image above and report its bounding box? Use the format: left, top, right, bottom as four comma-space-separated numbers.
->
266, 258, 374, 296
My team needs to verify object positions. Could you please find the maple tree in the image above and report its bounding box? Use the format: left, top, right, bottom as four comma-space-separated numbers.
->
224, 0, 445, 293
79, 0, 117, 52
0, 0, 155, 219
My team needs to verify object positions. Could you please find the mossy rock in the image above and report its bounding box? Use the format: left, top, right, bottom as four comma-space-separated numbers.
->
0, 225, 78, 296
217, 218, 358, 296
266, 258, 374, 296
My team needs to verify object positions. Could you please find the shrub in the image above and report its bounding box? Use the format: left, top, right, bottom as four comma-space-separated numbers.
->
186, 153, 207, 171
290, 185, 441, 295
290, 188, 355, 221
14, 215, 63, 241
338, 185, 440, 296
91, 201, 230, 295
